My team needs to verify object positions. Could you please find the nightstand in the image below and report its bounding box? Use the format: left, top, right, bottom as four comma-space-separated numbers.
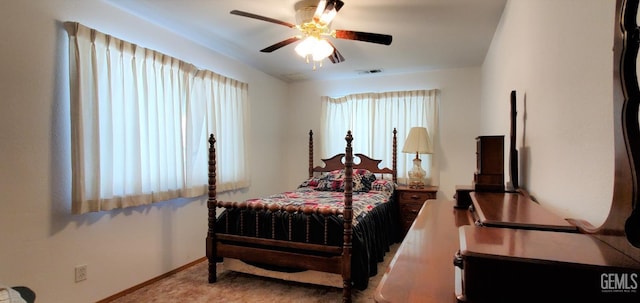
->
396, 185, 438, 239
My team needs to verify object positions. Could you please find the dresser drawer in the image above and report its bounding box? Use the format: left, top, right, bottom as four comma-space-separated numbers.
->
400, 202, 423, 218
395, 186, 438, 239
398, 190, 435, 203
400, 203, 423, 232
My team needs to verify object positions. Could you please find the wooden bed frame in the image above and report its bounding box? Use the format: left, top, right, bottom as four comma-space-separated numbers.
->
206, 129, 398, 303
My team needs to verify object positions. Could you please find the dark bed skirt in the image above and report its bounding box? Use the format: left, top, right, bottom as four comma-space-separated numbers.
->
216, 194, 400, 289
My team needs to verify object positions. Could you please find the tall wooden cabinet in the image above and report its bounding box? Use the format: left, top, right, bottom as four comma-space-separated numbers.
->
473, 135, 504, 191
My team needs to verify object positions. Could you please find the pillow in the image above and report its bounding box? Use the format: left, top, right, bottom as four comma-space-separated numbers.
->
353, 168, 377, 183
298, 176, 323, 188
371, 179, 395, 193
315, 169, 375, 192
315, 178, 345, 192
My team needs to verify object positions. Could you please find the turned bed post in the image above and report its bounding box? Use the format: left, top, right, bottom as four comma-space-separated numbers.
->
342, 131, 354, 303
309, 129, 314, 178
392, 128, 398, 184
206, 134, 218, 283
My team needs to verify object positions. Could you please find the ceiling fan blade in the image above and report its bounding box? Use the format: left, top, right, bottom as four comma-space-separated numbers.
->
260, 37, 301, 53
313, 0, 345, 26
334, 30, 393, 45
326, 41, 345, 64
230, 10, 296, 28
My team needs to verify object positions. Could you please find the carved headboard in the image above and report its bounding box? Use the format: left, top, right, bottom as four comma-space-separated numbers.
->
307, 129, 398, 184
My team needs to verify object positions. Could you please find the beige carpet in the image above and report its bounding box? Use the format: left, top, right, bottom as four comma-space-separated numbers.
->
108, 244, 398, 303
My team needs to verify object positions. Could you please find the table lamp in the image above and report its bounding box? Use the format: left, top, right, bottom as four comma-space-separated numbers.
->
402, 127, 433, 188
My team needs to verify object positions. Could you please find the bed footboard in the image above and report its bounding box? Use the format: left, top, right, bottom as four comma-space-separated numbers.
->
206, 134, 218, 283
206, 131, 355, 302
207, 130, 395, 303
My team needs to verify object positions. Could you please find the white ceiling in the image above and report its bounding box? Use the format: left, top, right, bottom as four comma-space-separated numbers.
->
106, 0, 507, 82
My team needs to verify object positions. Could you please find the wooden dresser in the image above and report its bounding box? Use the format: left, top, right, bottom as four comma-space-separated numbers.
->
469, 191, 577, 232
376, 194, 640, 303
375, 199, 472, 303
395, 185, 438, 239
455, 192, 640, 302
376, 3, 640, 300
455, 224, 640, 303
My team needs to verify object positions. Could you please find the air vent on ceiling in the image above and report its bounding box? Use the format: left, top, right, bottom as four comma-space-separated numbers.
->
356, 69, 383, 75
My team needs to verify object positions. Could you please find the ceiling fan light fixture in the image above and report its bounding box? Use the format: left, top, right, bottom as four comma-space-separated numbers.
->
231, 0, 391, 69
294, 36, 317, 57
295, 36, 334, 62
312, 39, 334, 61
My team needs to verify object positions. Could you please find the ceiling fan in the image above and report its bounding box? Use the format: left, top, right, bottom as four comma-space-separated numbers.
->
230, 0, 393, 69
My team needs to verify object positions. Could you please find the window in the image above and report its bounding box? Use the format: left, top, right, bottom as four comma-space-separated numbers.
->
320, 89, 438, 185
65, 22, 249, 214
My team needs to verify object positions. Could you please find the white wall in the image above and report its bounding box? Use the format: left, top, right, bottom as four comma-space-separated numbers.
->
3, 0, 618, 301
0, 1, 288, 302
285, 68, 483, 200
481, 0, 616, 226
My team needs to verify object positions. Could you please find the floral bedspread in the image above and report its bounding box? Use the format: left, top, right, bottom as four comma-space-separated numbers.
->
244, 187, 393, 227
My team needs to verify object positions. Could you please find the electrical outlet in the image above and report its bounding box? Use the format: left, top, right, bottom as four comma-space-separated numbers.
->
75, 264, 87, 282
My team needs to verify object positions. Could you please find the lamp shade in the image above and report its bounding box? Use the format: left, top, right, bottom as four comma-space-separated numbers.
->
402, 127, 433, 154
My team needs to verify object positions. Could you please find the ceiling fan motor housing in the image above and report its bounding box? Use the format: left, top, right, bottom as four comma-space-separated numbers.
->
295, 0, 318, 25
293, 0, 319, 25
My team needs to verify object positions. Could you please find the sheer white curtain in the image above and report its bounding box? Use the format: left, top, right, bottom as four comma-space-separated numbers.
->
186, 71, 250, 194
66, 22, 249, 214
320, 89, 439, 185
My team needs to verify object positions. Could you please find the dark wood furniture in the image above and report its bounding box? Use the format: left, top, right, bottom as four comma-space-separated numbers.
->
377, 1, 640, 301
395, 185, 438, 238
377, 194, 640, 303
456, 225, 640, 303
473, 135, 504, 191
469, 191, 578, 232
207, 129, 398, 303
454, 2, 640, 298
456, 191, 640, 302
583, 0, 640, 263
454, 185, 474, 209
374, 199, 472, 303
